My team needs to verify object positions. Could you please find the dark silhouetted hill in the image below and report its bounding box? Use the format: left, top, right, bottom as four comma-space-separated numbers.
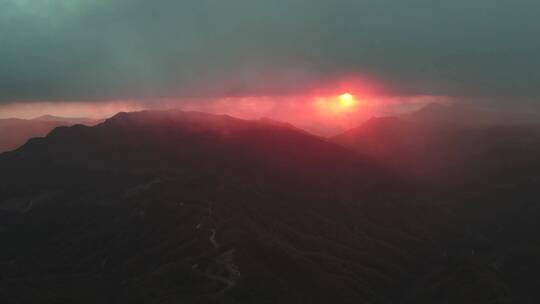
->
0, 110, 446, 304
0, 116, 100, 153
1, 109, 540, 303
0, 118, 66, 153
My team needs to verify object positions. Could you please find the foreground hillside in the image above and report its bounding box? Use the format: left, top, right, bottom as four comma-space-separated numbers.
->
0, 109, 539, 303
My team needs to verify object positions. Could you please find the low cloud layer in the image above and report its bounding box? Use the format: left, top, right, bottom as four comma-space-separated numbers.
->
1, 0, 540, 103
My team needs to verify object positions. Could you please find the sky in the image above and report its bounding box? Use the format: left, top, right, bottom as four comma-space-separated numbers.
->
0, 0, 539, 128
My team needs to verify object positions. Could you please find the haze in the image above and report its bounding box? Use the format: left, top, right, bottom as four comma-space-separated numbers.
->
2, 2, 540, 303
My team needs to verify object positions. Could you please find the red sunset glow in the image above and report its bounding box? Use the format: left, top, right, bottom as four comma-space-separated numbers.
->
0, 77, 450, 136
315, 93, 360, 115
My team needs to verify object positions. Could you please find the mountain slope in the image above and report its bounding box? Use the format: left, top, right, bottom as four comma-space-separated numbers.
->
0, 110, 459, 304
0, 116, 99, 153
4, 109, 539, 303
0, 118, 67, 153
3, 110, 397, 197
332, 106, 540, 303
333, 105, 540, 183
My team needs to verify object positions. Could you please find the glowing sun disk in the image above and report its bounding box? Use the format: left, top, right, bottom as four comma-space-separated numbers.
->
339, 93, 356, 107
315, 93, 360, 115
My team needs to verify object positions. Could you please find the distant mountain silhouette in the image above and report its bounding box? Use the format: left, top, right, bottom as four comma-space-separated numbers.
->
0, 118, 66, 153
405, 102, 540, 126
0, 116, 100, 153
6, 110, 391, 193
333, 104, 540, 180
33, 115, 102, 126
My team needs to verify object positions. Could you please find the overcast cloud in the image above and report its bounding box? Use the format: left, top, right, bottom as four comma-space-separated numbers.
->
1, 0, 539, 103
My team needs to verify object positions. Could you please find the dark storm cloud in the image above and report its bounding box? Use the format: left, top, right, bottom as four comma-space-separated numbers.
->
1, 0, 539, 102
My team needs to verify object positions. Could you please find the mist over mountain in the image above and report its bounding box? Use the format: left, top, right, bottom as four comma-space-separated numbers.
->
33, 115, 102, 126
333, 104, 540, 181
405, 102, 540, 126
332, 104, 540, 302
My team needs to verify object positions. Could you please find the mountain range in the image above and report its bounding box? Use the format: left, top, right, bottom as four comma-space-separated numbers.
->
1, 105, 540, 303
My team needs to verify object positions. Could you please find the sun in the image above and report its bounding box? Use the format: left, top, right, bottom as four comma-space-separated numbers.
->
338, 93, 356, 107
315, 93, 360, 115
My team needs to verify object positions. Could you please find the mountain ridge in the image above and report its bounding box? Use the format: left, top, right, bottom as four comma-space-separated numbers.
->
0, 109, 446, 304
